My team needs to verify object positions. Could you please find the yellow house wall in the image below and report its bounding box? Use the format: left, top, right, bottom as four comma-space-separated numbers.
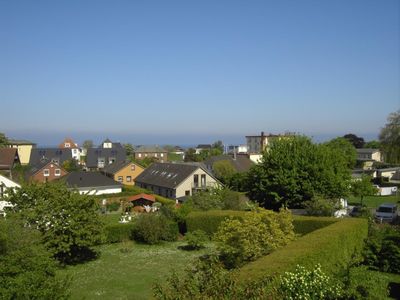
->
12, 145, 33, 165
113, 163, 144, 185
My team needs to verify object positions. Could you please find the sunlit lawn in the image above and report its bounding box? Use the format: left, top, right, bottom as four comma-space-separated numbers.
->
60, 241, 209, 300
348, 194, 399, 208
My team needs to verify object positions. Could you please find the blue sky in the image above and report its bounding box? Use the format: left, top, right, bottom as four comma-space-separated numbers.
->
1, 0, 399, 146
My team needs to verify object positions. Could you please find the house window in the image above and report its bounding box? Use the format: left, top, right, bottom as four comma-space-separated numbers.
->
109, 157, 116, 164
185, 190, 190, 196
155, 153, 158, 157
43, 169, 50, 177
126, 176, 132, 182
65, 143, 70, 148
130, 164, 135, 171
117, 176, 123, 182
201, 174, 206, 187
194, 174, 199, 187
98, 158, 105, 168
138, 153, 142, 158
160, 153, 164, 157
55, 169, 61, 176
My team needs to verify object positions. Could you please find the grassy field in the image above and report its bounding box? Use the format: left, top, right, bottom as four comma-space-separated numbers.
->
59, 241, 209, 300
348, 194, 399, 208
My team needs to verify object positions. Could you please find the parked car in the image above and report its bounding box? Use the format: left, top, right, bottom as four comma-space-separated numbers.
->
375, 203, 398, 223
349, 206, 363, 217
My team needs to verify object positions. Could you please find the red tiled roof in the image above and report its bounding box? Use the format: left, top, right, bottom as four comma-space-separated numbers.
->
127, 193, 156, 202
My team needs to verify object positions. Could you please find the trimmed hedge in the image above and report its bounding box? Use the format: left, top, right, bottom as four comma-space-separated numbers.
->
186, 211, 337, 236
186, 210, 247, 236
292, 216, 337, 236
237, 218, 368, 282
104, 223, 136, 243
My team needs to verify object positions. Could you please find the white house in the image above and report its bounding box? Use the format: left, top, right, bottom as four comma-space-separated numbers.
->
135, 162, 221, 201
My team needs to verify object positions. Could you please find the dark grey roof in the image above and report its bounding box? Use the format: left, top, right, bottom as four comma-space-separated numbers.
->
134, 145, 167, 153
8, 139, 36, 145
29, 148, 72, 168
62, 171, 122, 189
102, 161, 131, 175
135, 162, 215, 189
204, 154, 254, 173
86, 147, 126, 168
196, 144, 212, 149
356, 148, 380, 154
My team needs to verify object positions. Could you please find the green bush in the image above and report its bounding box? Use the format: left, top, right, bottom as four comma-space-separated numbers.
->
237, 218, 368, 282
278, 264, 344, 299
304, 195, 336, 216
344, 266, 390, 299
214, 208, 295, 268
183, 230, 208, 250
133, 213, 178, 244
104, 223, 136, 243
106, 202, 120, 212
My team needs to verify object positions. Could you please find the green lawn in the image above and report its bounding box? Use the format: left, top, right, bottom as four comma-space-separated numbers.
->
59, 241, 209, 300
100, 213, 122, 226
348, 194, 399, 208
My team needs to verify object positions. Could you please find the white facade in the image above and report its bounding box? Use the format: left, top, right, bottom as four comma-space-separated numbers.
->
71, 148, 81, 161
71, 185, 122, 195
249, 154, 263, 164
175, 168, 220, 198
0, 174, 21, 198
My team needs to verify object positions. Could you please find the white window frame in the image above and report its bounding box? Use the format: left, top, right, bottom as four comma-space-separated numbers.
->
43, 169, 50, 177
126, 176, 132, 182
55, 169, 61, 176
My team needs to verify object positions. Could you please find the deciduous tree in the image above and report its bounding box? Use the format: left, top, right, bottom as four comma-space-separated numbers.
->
6, 182, 104, 264
379, 110, 400, 164
351, 175, 378, 206
0, 132, 8, 148
343, 133, 365, 148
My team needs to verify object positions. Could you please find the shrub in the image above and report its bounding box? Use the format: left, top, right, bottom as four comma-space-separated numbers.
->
133, 213, 178, 244
304, 195, 336, 216
278, 264, 344, 300
237, 218, 368, 282
344, 266, 390, 299
104, 223, 136, 243
292, 216, 337, 236
106, 202, 120, 212
184, 230, 208, 250
214, 208, 295, 268
363, 224, 400, 274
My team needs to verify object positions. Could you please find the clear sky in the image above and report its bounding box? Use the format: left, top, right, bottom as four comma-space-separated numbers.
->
1, 0, 399, 146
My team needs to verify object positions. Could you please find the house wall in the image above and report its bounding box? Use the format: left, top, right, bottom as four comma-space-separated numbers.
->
134, 152, 168, 163
30, 163, 68, 183
11, 144, 33, 165
0, 175, 21, 198
113, 163, 144, 185
74, 186, 122, 195
175, 168, 219, 198
71, 148, 81, 161
371, 152, 382, 162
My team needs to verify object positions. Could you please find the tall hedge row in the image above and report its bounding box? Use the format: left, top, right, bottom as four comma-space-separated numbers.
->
186, 211, 338, 236
237, 218, 368, 282
104, 223, 136, 243
186, 210, 247, 236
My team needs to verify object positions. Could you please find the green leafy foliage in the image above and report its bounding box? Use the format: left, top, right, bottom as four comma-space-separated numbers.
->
186, 188, 247, 211
214, 208, 295, 268
106, 201, 120, 212
213, 160, 236, 182
104, 223, 136, 243
246, 136, 352, 209
153, 254, 274, 299
324, 137, 357, 168
292, 216, 337, 236
379, 109, 400, 164
351, 175, 378, 205
6, 182, 104, 264
343, 133, 365, 149
183, 230, 208, 250
363, 224, 400, 274
62, 158, 80, 172
344, 266, 390, 299
133, 213, 178, 244
0, 132, 8, 148
0, 217, 70, 299
364, 140, 381, 149
304, 195, 337, 216
278, 264, 344, 300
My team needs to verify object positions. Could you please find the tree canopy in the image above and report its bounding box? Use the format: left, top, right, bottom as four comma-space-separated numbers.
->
6, 182, 104, 264
351, 175, 378, 206
379, 110, 400, 164
246, 136, 352, 209
0, 132, 8, 148
0, 217, 70, 299
82, 139, 94, 149
343, 133, 365, 149
324, 137, 357, 169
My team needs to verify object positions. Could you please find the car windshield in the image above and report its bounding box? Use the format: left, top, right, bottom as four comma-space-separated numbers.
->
377, 207, 394, 213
